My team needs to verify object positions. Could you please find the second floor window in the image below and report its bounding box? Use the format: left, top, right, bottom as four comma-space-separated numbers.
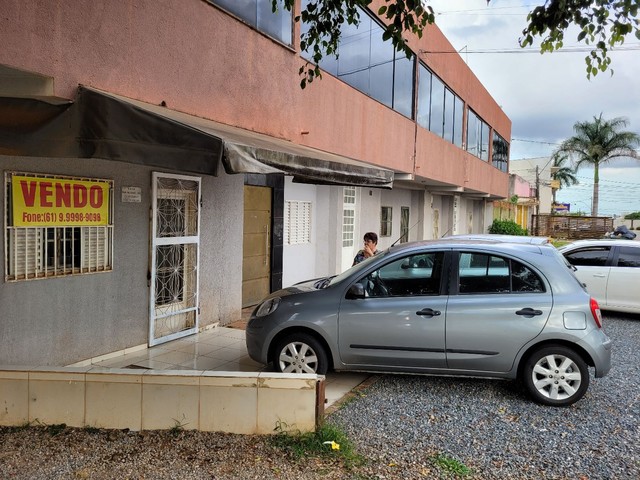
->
301, 1, 414, 118
211, 0, 292, 45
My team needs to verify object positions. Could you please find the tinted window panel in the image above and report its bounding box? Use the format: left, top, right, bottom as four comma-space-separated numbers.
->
512, 261, 545, 293
361, 252, 444, 297
370, 61, 394, 108
443, 88, 454, 142
617, 247, 640, 267
564, 247, 610, 267
467, 110, 479, 156
258, 0, 292, 45
338, 17, 371, 77
417, 65, 431, 129
430, 76, 445, 136
458, 254, 544, 294
393, 55, 414, 118
453, 96, 464, 147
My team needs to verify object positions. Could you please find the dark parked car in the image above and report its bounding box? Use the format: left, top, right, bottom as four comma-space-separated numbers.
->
246, 239, 612, 406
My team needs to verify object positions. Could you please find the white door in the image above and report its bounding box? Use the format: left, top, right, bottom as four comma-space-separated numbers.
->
149, 172, 201, 346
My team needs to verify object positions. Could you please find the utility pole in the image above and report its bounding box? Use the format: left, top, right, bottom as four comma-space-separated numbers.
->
534, 165, 540, 234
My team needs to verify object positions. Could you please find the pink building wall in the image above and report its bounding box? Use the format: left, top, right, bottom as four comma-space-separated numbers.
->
0, 0, 510, 198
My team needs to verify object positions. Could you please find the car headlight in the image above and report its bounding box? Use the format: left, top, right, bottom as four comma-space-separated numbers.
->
254, 297, 280, 318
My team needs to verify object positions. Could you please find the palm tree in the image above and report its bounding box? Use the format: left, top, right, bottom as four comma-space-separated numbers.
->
550, 152, 578, 206
556, 114, 640, 216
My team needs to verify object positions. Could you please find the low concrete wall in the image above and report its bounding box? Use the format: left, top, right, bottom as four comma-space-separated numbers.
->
0, 366, 323, 434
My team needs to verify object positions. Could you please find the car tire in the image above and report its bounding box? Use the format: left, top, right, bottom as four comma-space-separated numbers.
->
523, 345, 589, 407
273, 333, 328, 375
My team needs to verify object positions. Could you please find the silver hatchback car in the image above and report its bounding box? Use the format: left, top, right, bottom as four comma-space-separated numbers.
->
246, 239, 612, 406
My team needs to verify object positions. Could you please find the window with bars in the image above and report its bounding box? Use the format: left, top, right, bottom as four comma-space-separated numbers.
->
342, 187, 356, 247
284, 200, 311, 245
4, 172, 113, 281
380, 206, 393, 237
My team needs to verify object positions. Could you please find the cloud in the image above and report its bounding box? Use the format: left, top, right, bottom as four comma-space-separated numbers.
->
428, 0, 640, 214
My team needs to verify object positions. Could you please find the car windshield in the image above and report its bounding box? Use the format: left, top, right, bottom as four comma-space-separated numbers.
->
327, 249, 387, 287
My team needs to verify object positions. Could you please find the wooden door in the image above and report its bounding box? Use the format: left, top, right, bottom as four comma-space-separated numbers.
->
242, 185, 272, 307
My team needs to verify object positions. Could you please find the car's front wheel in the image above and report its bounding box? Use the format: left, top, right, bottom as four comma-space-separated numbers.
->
273, 333, 328, 375
523, 345, 589, 407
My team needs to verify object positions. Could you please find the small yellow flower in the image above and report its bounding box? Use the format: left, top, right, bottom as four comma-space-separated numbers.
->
323, 440, 340, 450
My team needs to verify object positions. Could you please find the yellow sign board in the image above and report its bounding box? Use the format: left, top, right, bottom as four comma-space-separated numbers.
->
12, 175, 110, 227
550, 180, 561, 189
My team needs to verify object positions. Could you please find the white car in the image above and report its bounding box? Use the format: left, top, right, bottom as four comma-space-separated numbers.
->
558, 239, 640, 314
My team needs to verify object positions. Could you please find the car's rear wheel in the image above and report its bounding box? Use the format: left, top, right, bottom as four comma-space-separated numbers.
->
273, 333, 328, 375
523, 345, 589, 407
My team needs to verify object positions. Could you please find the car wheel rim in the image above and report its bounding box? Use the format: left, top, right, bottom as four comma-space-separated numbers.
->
531, 354, 582, 401
278, 341, 319, 374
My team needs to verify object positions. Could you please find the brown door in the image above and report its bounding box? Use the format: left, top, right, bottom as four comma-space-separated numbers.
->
242, 185, 272, 308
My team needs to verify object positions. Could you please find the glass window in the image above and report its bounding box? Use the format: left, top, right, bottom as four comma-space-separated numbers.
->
453, 96, 464, 148
492, 133, 509, 172
417, 64, 432, 130
443, 88, 454, 143
466, 110, 480, 157
380, 206, 392, 237
481, 123, 490, 161
360, 251, 444, 297
616, 247, 640, 267
393, 55, 414, 118
458, 253, 544, 294
211, 0, 292, 45
301, 2, 414, 118
429, 75, 445, 136
564, 247, 611, 267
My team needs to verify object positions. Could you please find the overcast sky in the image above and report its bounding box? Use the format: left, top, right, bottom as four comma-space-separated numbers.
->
428, 0, 640, 216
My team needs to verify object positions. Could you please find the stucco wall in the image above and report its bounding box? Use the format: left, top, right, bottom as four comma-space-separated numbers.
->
0, 0, 510, 199
0, 157, 243, 365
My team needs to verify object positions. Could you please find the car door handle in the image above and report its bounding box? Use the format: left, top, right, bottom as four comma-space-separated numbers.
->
593, 274, 606, 278
515, 308, 543, 317
416, 308, 441, 317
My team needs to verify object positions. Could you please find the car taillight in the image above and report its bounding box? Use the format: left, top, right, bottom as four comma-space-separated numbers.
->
590, 298, 603, 328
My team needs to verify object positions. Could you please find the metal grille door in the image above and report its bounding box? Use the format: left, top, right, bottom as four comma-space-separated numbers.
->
149, 173, 201, 346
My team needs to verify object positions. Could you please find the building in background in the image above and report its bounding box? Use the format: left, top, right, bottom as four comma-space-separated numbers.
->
1, 0, 510, 365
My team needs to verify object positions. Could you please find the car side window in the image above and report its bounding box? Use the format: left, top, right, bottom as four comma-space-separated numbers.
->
458, 253, 545, 294
617, 247, 640, 267
361, 252, 444, 297
564, 247, 610, 267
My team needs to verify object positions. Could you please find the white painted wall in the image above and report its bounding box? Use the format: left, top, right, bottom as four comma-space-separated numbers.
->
282, 178, 319, 287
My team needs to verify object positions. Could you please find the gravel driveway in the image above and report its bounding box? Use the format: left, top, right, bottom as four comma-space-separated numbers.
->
331, 312, 640, 478
1, 313, 638, 479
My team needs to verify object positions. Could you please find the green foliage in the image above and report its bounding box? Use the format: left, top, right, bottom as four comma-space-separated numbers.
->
432, 453, 472, 476
519, 0, 640, 78
275, 1, 639, 87
556, 114, 640, 216
271, 420, 365, 468
488, 219, 528, 236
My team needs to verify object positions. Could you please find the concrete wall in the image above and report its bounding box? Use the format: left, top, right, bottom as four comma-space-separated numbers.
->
0, 156, 243, 365
0, 366, 321, 434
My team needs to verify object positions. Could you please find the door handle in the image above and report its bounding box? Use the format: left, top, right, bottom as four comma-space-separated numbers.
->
416, 308, 441, 317
593, 274, 606, 278
515, 308, 543, 317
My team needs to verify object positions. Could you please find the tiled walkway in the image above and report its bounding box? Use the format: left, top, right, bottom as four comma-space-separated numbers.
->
92, 325, 370, 409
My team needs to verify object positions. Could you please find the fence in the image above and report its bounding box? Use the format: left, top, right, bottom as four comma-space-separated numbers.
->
532, 214, 613, 240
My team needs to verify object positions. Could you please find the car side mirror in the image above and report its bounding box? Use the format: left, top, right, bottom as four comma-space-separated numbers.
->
346, 282, 366, 299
